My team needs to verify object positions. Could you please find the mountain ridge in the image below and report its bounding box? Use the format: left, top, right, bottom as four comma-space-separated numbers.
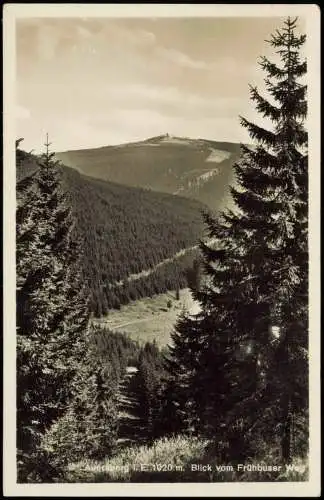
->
56, 135, 241, 211
56, 134, 244, 153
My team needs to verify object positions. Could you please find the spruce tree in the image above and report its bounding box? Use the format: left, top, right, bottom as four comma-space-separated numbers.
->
232, 15, 308, 462
41, 341, 119, 467
168, 17, 307, 462
132, 342, 167, 440
16, 137, 90, 481
166, 311, 206, 435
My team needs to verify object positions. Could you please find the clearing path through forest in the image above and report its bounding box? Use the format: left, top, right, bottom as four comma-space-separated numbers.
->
93, 288, 202, 347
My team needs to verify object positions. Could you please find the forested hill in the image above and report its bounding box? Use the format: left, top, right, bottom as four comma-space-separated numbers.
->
17, 149, 208, 315
56, 135, 241, 211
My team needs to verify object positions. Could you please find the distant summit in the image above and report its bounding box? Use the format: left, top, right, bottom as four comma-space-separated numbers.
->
56, 136, 241, 211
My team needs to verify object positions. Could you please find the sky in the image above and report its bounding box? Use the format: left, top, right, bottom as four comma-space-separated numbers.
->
16, 16, 305, 152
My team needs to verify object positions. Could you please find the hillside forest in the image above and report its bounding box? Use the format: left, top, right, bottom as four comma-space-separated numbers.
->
16, 18, 309, 483
17, 148, 206, 316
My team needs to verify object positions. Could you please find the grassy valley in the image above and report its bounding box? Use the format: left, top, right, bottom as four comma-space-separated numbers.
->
92, 288, 201, 347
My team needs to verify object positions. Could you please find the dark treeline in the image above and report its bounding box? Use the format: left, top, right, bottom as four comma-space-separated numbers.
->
91, 327, 142, 376
82, 328, 172, 450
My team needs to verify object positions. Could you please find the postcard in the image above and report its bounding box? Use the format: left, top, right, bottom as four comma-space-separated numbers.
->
3, 3, 321, 497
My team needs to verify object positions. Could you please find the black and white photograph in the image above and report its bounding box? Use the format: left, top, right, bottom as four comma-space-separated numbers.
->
3, 3, 320, 497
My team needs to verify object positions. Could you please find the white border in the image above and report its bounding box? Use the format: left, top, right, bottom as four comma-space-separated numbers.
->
3, 3, 321, 497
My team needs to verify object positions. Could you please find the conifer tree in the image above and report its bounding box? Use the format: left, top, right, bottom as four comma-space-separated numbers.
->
132, 342, 167, 439
16, 136, 90, 481
166, 311, 205, 435
41, 341, 119, 467
168, 17, 307, 462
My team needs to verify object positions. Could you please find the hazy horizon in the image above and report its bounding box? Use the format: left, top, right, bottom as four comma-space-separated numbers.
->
16, 16, 305, 153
